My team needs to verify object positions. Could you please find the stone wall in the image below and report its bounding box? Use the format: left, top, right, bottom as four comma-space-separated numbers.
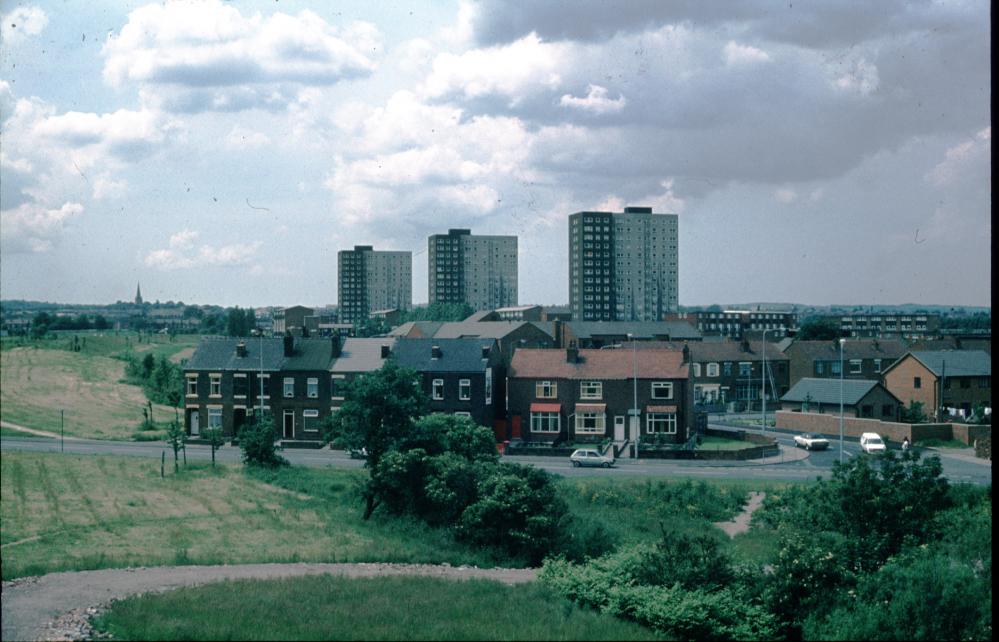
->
974, 435, 991, 460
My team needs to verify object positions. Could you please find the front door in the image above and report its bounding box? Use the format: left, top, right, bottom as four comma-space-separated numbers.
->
614, 416, 625, 441
283, 410, 294, 439
189, 410, 200, 436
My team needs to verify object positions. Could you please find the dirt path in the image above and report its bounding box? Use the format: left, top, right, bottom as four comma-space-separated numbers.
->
0, 421, 81, 441
714, 491, 766, 537
1, 563, 538, 641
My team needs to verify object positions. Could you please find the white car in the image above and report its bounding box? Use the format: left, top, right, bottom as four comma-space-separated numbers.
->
569, 448, 615, 468
794, 433, 830, 451
859, 432, 887, 455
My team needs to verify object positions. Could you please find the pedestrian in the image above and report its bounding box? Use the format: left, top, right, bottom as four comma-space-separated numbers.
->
902, 437, 910, 452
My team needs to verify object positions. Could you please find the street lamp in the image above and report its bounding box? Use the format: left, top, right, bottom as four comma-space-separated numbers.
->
760, 327, 783, 435
256, 329, 265, 422
839, 337, 845, 464
628, 333, 638, 459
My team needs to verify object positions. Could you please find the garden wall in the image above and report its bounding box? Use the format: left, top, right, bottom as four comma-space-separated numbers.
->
774, 411, 957, 445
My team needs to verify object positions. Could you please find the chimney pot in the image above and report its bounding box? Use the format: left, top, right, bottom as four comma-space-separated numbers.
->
566, 342, 579, 363
331, 335, 342, 358
431, 345, 442, 359
481, 345, 490, 359
283, 333, 294, 357
236, 342, 247, 358
380, 344, 390, 359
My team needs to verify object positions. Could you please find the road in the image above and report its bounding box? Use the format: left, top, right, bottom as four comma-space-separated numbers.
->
1, 426, 990, 485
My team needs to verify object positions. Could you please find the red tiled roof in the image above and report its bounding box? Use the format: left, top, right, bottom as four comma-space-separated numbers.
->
511, 348, 688, 380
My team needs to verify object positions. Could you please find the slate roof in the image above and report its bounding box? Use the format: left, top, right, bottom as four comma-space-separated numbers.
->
784, 338, 908, 361
781, 378, 896, 406
185, 337, 336, 372
684, 340, 787, 363
392, 338, 498, 373
331, 338, 397, 373
387, 321, 443, 338
907, 350, 991, 377
566, 321, 702, 341
510, 348, 688, 380
388, 320, 543, 341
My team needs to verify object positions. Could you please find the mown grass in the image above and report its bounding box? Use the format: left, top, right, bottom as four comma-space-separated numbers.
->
696, 434, 754, 451
1, 451, 791, 580
0, 334, 197, 440
0, 426, 53, 438
92, 575, 659, 641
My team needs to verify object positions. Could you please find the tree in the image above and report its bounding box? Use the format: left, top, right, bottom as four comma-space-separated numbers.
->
165, 418, 186, 473
93, 314, 109, 330
204, 427, 225, 468
796, 316, 844, 340
901, 400, 927, 424
238, 415, 288, 468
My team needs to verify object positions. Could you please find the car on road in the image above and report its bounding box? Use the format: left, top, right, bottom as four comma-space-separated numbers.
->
348, 447, 368, 459
794, 433, 830, 450
859, 432, 887, 455
569, 448, 615, 468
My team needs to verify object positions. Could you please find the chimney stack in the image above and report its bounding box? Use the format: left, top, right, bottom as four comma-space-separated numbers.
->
236, 342, 247, 358
566, 342, 579, 363
682, 344, 690, 364
553, 319, 563, 348
741, 338, 750, 353
380, 344, 391, 359
481, 345, 491, 359
431, 345, 442, 360
331, 334, 342, 358
283, 332, 294, 357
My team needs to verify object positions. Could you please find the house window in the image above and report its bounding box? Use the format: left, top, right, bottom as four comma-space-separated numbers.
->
706, 363, 719, 377
882, 404, 895, 418
209, 375, 221, 397
432, 379, 444, 400
331, 376, 342, 399
914, 377, 922, 389
307, 378, 319, 398
861, 405, 873, 418
647, 412, 677, 434
536, 380, 557, 398
873, 359, 882, 373
651, 382, 673, 399
692, 363, 701, 377
283, 377, 295, 398
737, 384, 757, 401
575, 412, 605, 434
454, 411, 471, 418
739, 362, 752, 377
233, 376, 248, 398
208, 408, 222, 429
580, 381, 603, 400
530, 411, 560, 433
850, 360, 863, 374
723, 362, 732, 376
830, 361, 841, 375
459, 379, 471, 400
485, 368, 493, 405
186, 375, 198, 396
816, 361, 825, 375
303, 409, 320, 433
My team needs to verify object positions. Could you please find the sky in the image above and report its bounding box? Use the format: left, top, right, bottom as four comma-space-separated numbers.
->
0, 0, 991, 308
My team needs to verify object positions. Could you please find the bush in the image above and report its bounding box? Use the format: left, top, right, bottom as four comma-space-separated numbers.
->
238, 416, 288, 468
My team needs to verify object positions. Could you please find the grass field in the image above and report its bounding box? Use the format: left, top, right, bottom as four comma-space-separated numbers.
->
92, 575, 659, 641
696, 434, 754, 451
0, 451, 787, 580
0, 334, 199, 440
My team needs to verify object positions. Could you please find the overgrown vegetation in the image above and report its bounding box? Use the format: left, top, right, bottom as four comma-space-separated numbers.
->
91, 575, 659, 641
542, 451, 991, 641
238, 416, 289, 468
122, 352, 185, 407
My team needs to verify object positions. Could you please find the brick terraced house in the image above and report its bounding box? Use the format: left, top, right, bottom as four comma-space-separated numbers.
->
507, 346, 692, 450
782, 338, 908, 389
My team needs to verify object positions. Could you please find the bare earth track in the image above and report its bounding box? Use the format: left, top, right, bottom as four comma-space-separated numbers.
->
1, 563, 537, 641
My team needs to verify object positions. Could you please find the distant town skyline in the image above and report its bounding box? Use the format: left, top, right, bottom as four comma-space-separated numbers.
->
1, 1, 991, 308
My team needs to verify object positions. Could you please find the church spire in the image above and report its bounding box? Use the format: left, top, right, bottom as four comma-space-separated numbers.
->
135, 283, 143, 305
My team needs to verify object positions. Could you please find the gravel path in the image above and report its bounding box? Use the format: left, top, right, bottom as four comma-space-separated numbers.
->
714, 491, 766, 537
1, 563, 537, 642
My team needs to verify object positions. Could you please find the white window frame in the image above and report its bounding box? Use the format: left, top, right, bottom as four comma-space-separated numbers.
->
651, 382, 673, 400
302, 409, 320, 433
331, 374, 345, 400
454, 411, 471, 418
535, 380, 557, 398
459, 379, 471, 401
432, 378, 444, 400
849, 359, 863, 374
691, 363, 701, 377
739, 362, 752, 377
873, 359, 883, 373
307, 377, 319, 398
530, 411, 560, 433
485, 368, 493, 405
186, 374, 198, 397
208, 407, 222, 429
575, 412, 606, 434
706, 363, 719, 378
209, 374, 222, 397
283, 377, 295, 398
233, 373, 248, 399
579, 381, 603, 400
646, 412, 677, 434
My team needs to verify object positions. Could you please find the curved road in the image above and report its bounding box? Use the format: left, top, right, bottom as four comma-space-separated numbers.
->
1, 563, 537, 642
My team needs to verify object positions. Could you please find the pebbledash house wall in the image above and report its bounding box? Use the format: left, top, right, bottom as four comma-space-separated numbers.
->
774, 410, 988, 445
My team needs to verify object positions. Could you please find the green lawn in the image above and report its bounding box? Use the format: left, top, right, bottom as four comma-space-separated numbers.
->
0, 426, 53, 438
92, 575, 659, 641
0, 334, 199, 440
696, 435, 753, 451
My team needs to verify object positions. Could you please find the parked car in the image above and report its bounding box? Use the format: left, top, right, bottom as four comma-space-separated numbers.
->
569, 448, 615, 468
794, 433, 830, 450
859, 432, 887, 455
348, 447, 368, 459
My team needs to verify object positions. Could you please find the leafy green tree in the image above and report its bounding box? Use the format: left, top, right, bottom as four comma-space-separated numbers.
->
93, 314, 109, 330
796, 316, 844, 340
635, 527, 735, 592
901, 399, 927, 423
204, 427, 225, 468
165, 419, 186, 473
238, 415, 288, 468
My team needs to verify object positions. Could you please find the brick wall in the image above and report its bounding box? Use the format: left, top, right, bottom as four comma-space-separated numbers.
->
974, 435, 991, 460
883, 356, 936, 410
952, 423, 991, 446
775, 410, 953, 443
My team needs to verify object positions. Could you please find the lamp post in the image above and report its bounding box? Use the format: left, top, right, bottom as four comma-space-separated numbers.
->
257, 329, 265, 422
760, 327, 779, 435
628, 333, 638, 458
839, 337, 845, 464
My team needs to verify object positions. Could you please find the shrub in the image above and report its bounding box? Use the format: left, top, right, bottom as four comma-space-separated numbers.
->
238, 416, 288, 468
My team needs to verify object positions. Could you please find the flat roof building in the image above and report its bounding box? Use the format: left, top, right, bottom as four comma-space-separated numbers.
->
338, 245, 412, 325
428, 229, 518, 312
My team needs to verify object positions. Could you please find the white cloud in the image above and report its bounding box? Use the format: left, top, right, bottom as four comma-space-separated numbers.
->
144, 231, 262, 270
421, 33, 567, 104
927, 127, 991, 186
1, 201, 83, 253
1, 6, 48, 45
723, 41, 770, 65
832, 58, 879, 95
92, 175, 128, 199
102, 0, 380, 112
559, 84, 626, 114
774, 188, 798, 203
225, 125, 272, 149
